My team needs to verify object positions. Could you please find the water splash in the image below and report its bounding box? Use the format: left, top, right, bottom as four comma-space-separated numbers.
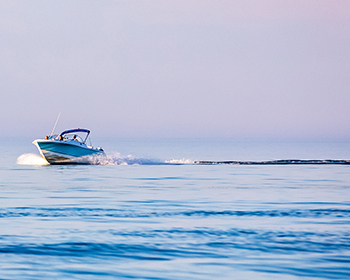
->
82, 154, 194, 165
165, 158, 194, 164
62, 153, 172, 166
16, 153, 49, 165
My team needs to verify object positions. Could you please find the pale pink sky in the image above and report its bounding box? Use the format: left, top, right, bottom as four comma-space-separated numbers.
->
1, 0, 350, 139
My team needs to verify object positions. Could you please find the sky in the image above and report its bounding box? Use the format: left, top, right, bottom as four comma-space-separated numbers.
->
1, 0, 350, 139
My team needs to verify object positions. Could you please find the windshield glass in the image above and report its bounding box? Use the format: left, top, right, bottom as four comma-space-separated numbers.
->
60, 132, 87, 143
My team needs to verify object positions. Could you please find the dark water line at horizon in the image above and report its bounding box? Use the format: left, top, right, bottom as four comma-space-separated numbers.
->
195, 159, 350, 165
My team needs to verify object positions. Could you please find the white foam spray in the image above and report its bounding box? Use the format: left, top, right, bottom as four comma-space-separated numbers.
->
165, 158, 194, 164
75, 153, 134, 165
69, 152, 164, 165
16, 153, 49, 165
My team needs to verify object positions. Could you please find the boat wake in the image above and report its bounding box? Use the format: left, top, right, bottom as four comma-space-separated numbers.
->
16, 153, 194, 166
75, 153, 195, 165
16, 153, 350, 166
73, 153, 169, 165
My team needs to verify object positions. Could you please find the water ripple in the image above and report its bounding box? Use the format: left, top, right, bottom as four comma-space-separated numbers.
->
1, 207, 349, 219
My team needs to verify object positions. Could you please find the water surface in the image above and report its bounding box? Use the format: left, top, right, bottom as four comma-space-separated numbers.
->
1, 138, 349, 279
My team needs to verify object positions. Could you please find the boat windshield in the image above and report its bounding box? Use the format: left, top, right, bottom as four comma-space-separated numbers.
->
60, 133, 85, 143
59, 129, 90, 143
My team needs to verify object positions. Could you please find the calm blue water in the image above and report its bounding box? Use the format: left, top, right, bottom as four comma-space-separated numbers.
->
1, 138, 350, 279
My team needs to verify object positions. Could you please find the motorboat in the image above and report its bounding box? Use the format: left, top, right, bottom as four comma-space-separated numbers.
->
33, 128, 105, 164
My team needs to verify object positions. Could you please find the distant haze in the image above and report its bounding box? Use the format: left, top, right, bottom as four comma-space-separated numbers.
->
1, 0, 350, 139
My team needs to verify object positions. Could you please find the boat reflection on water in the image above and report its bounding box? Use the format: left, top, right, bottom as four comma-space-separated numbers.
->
33, 128, 105, 164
